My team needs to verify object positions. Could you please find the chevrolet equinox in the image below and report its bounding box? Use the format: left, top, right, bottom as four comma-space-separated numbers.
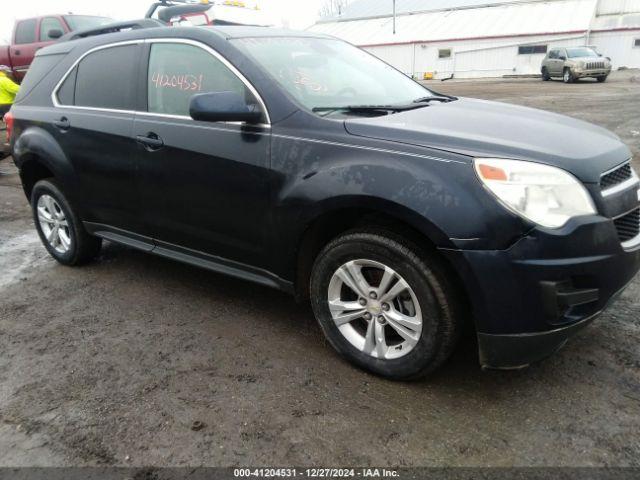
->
7, 26, 640, 379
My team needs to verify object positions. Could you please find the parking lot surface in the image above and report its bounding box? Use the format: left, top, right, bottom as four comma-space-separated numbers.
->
0, 71, 639, 467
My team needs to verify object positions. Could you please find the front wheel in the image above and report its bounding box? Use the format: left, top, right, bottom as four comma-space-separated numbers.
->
31, 179, 102, 265
310, 231, 462, 379
597, 75, 608, 83
563, 68, 575, 83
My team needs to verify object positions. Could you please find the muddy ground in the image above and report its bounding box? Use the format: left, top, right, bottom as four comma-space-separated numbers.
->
0, 71, 639, 467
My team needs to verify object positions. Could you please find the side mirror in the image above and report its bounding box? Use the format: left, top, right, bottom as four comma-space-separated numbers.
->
189, 91, 262, 124
48, 29, 64, 39
558, 55, 566, 60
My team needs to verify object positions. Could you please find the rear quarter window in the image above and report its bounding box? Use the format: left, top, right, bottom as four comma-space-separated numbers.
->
73, 45, 139, 110
14, 53, 67, 104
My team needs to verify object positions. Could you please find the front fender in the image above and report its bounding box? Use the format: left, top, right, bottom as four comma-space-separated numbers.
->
274, 155, 527, 246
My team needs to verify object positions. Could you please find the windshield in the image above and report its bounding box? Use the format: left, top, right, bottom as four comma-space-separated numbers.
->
232, 37, 433, 113
64, 15, 113, 31
566, 47, 598, 58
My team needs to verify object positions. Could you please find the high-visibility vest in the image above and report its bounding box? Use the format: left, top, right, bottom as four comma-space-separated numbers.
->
0, 72, 20, 105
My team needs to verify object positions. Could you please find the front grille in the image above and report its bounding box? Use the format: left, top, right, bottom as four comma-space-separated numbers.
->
614, 208, 640, 243
585, 61, 605, 70
601, 163, 632, 190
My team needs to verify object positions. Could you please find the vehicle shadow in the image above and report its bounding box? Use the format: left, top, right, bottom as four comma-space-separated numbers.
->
95, 240, 594, 394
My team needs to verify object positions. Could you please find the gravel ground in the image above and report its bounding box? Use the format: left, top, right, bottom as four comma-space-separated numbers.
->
0, 71, 639, 468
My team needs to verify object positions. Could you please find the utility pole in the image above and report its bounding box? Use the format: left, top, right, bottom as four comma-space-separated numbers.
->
393, 0, 396, 34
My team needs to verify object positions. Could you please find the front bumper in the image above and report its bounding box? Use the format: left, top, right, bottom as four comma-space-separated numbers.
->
477, 312, 597, 369
441, 215, 640, 368
572, 68, 611, 78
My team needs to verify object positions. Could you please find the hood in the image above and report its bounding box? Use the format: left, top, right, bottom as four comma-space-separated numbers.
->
571, 56, 604, 61
343, 98, 630, 183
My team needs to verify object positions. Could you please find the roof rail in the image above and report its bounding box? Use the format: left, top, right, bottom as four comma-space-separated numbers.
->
60, 19, 164, 41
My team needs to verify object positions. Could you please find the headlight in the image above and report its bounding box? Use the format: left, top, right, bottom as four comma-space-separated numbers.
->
474, 158, 597, 228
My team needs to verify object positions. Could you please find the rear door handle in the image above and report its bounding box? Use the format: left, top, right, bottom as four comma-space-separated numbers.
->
13, 50, 20, 55
136, 132, 164, 151
54, 117, 70, 131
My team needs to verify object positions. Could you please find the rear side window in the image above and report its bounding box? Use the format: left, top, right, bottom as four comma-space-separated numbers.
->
14, 19, 37, 44
147, 43, 253, 116
73, 45, 138, 110
56, 66, 77, 105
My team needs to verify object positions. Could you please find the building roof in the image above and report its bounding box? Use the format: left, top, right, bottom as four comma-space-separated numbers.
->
309, 0, 598, 46
317, 0, 530, 22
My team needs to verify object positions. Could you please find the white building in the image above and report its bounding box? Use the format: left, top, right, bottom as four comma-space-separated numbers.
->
308, 0, 640, 79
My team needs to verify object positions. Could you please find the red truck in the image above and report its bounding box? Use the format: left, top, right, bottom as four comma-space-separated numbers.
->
0, 15, 112, 82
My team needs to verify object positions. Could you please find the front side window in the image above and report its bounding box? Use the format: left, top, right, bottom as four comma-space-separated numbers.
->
232, 37, 433, 113
147, 43, 253, 116
14, 19, 37, 44
566, 47, 598, 58
40, 17, 65, 41
548, 50, 558, 59
73, 45, 138, 110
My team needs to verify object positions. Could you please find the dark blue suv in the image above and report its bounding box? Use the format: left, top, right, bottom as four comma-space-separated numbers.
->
8, 25, 640, 379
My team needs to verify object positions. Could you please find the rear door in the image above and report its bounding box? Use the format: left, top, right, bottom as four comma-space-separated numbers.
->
11, 19, 39, 80
50, 42, 146, 236
547, 49, 559, 75
133, 40, 272, 267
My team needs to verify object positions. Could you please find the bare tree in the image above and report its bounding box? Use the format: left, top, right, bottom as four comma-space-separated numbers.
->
319, 0, 349, 17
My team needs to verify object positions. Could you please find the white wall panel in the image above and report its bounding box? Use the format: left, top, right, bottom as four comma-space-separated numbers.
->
591, 30, 640, 67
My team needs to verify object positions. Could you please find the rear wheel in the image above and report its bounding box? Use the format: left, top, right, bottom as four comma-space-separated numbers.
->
597, 75, 608, 83
563, 68, 575, 83
310, 231, 462, 380
31, 179, 102, 266
541, 67, 551, 81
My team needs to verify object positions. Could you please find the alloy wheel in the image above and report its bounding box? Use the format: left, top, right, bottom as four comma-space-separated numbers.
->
327, 259, 423, 360
37, 194, 72, 254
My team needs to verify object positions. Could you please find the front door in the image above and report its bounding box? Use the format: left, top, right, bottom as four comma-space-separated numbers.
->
133, 40, 272, 268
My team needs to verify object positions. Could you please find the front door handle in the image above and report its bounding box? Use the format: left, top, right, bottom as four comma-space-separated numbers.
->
136, 132, 164, 151
53, 117, 70, 131
14, 50, 21, 56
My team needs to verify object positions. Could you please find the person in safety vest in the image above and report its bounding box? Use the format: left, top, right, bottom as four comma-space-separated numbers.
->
0, 65, 19, 116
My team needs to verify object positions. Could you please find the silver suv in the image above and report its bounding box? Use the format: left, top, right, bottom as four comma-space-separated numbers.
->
541, 47, 612, 83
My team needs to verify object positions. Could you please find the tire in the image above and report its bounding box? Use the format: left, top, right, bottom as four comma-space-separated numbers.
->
310, 230, 462, 380
541, 67, 551, 81
563, 68, 575, 83
597, 75, 607, 83
31, 179, 102, 266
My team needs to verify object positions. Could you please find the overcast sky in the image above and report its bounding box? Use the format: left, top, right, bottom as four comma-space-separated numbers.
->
1, 0, 331, 43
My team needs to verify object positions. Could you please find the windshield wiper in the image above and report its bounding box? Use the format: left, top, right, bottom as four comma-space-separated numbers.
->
412, 94, 458, 103
313, 95, 459, 117
312, 103, 425, 117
